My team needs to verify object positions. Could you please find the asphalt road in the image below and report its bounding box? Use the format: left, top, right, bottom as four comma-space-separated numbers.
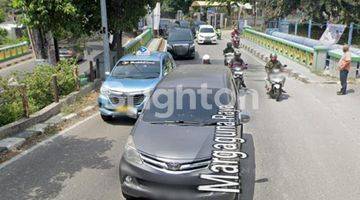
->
1, 31, 360, 200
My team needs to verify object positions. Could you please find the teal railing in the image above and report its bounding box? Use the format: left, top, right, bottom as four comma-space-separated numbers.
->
0, 42, 30, 63
124, 29, 153, 55
243, 28, 314, 67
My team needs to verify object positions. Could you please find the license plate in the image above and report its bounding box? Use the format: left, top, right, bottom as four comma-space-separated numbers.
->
116, 105, 129, 113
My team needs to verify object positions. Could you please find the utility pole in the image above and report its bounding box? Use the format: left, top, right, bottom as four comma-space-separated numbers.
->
100, 0, 111, 79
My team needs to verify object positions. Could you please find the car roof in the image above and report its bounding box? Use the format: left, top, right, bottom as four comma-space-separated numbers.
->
199, 25, 214, 29
157, 65, 232, 89
120, 51, 166, 62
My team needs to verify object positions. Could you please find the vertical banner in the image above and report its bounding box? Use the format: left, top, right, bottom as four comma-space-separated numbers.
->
153, 2, 161, 31
320, 24, 346, 46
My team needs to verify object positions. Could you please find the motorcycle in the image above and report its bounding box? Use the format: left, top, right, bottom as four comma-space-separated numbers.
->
267, 66, 287, 101
232, 63, 248, 89
224, 52, 234, 66
232, 35, 240, 48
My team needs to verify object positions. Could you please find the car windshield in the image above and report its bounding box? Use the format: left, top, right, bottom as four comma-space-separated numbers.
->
200, 28, 214, 33
168, 30, 192, 41
111, 61, 160, 79
143, 88, 235, 124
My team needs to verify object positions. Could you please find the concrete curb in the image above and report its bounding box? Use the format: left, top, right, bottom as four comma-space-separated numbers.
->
0, 54, 33, 70
0, 99, 98, 153
0, 79, 101, 140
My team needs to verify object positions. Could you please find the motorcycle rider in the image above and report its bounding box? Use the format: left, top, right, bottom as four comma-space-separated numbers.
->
230, 51, 246, 88
231, 26, 240, 38
223, 42, 235, 54
265, 54, 286, 93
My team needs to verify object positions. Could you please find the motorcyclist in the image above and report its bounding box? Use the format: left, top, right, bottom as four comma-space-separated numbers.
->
265, 54, 286, 92
231, 27, 240, 38
230, 51, 246, 88
223, 42, 235, 54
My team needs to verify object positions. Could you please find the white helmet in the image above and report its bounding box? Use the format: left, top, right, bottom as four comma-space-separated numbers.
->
202, 54, 211, 64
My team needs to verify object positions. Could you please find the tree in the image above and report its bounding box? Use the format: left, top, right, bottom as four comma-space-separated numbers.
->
206, 0, 249, 16
162, 0, 193, 15
261, 0, 360, 24
106, 0, 158, 57
13, 0, 101, 65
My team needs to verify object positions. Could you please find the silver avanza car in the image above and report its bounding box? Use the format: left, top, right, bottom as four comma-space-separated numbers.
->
119, 65, 250, 200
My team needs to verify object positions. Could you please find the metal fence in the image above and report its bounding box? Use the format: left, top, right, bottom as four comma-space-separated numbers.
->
124, 29, 153, 55
0, 42, 30, 63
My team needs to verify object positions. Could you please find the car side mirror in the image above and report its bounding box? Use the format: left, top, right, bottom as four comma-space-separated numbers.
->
238, 111, 250, 124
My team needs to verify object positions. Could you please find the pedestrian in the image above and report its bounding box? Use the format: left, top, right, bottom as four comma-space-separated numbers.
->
337, 45, 351, 95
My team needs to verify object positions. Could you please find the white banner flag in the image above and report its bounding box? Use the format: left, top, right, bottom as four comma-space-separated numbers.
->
320, 24, 346, 46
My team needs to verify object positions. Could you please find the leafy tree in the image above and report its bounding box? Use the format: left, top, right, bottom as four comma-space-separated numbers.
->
162, 0, 193, 15
206, 0, 249, 16
261, 0, 360, 24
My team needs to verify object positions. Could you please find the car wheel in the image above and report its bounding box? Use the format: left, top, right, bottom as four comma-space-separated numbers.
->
101, 114, 112, 121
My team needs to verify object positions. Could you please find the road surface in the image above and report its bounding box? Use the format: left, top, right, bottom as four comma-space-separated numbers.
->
1, 31, 360, 200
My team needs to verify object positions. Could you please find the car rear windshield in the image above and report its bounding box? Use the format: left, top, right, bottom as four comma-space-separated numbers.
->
142, 88, 235, 124
112, 61, 160, 79
168, 30, 193, 41
200, 28, 214, 33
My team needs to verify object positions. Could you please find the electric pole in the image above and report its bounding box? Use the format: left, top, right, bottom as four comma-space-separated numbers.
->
100, 0, 111, 79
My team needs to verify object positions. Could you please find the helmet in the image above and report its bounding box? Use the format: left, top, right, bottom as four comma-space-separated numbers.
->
227, 42, 232, 48
202, 54, 211, 64
270, 53, 277, 61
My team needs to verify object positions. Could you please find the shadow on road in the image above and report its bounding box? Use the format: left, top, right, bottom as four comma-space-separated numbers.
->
0, 135, 115, 200
240, 133, 256, 200
105, 117, 137, 126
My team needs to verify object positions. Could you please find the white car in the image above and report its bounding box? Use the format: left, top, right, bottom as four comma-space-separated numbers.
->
196, 25, 217, 44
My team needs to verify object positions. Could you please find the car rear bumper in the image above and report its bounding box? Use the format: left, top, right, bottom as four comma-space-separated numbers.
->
119, 157, 236, 200
197, 38, 217, 44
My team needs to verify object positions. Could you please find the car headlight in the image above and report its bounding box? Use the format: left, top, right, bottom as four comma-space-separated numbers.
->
212, 35, 217, 39
198, 35, 204, 39
100, 86, 110, 96
124, 135, 143, 165
190, 43, 195, 48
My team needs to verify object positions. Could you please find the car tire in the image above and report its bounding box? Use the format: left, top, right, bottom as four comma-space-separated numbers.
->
101, 114, 112, 121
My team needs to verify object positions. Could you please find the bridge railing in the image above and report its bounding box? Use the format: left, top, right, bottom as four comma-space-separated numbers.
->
124, 29, 153, 55
0, 42, 30, 63
243, 28, 315, 68
328, 49, 360, 79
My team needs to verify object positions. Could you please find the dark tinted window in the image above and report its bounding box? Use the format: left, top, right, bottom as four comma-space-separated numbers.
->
143, 88, 235, 123
168, 30, 193, 41
199, 28, 215, 33
112, 61, 160, 79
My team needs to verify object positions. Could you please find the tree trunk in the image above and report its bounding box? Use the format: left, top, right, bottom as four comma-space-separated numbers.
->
110, 30, 123, 60
27, 27, 57, 65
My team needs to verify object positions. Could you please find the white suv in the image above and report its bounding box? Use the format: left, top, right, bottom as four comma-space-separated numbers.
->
196, 25, 217, 44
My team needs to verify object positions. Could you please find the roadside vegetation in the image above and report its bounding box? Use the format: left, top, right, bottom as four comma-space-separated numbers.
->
0, 60, 79, 126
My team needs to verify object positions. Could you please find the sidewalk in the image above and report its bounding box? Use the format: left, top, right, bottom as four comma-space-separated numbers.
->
241, 38, 342, 84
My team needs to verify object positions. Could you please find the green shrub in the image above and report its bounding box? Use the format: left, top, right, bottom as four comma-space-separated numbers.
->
0, 60, 79, 126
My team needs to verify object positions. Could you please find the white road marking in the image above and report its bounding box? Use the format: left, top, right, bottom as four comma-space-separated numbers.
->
0, 113, 100, 171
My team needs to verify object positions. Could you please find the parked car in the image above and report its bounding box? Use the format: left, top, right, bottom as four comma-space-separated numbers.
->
119, 65, 250, 200
59, 46, 84, 62
98, 50, 176, 121
167, 28, 195, 59
196, 25, 217, 44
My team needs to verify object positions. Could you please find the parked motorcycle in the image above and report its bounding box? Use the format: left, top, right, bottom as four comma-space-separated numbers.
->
267, 66, 287, 101
224, 52, 234, 66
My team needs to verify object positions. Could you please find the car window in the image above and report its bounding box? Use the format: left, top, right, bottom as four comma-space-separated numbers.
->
112, 61, 161, 79
200, 28, 215, 33
168, 30, 193, 41
143, 88, 235, 123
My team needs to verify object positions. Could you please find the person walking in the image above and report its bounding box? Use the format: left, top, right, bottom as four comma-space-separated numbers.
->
337, 45, 351, 95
